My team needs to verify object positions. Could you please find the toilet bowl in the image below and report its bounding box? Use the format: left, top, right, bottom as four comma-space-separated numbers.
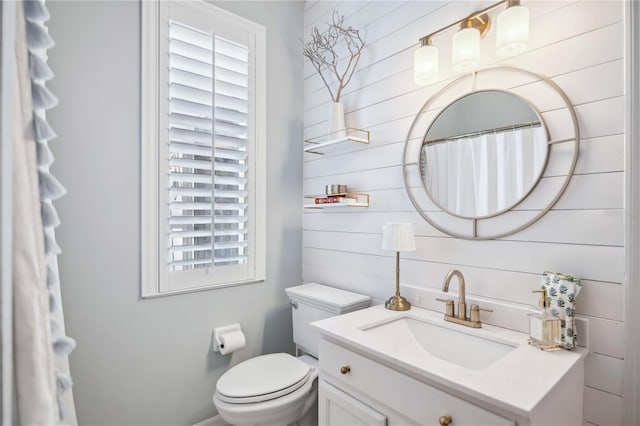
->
213, 283, 370, 426
213, 353, 318, 426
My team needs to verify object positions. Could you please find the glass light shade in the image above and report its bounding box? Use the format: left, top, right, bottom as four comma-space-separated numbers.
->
496, 5, 530, 56
381, 223, 416, 252
414, 44, 439, 85
452, 27, 480, 74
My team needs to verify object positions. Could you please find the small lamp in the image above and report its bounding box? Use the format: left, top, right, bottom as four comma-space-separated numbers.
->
496, 0, 530, 56
381, 223, 416, 311
452, 19, 481, 74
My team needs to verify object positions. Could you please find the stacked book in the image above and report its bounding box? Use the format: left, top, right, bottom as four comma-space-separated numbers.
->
314, 194, 357, 205
304, 185, 369, 209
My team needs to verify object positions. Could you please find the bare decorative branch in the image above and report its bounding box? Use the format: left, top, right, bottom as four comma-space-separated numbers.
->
302, 11, 365, 103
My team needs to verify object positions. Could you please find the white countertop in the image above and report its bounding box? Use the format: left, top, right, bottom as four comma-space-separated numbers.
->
311, 304, 586, 419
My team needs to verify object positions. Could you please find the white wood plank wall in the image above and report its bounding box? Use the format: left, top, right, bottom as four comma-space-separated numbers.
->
302, 1, 625, 424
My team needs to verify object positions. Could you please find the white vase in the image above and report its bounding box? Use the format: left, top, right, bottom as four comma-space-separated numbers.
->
327, 101, 347, 139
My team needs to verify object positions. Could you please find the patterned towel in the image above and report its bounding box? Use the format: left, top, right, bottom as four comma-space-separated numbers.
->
540, 271, 582, 350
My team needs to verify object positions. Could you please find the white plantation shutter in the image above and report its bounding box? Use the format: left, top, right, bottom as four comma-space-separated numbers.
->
141, 1, 266, 296
168, 22, 250, 273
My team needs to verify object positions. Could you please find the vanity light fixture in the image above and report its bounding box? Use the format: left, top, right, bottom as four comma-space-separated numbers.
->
414, 0, 530, 84
496, 0, 530, 56
451, 18, 482, 74
414, 37, 439, 85
381, 223, 416, 311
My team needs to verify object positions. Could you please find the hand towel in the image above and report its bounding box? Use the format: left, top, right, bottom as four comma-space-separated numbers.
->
541, 271, 582, 350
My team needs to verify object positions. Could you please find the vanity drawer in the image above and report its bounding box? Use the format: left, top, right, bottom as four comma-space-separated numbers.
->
320, 339, 514, 426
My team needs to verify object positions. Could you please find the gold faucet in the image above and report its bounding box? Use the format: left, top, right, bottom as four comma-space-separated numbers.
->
437, 269, 492, 328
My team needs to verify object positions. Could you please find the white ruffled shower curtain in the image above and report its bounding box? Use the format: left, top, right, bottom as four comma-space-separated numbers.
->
11, 1, 76, 424
424, 126, 547, 217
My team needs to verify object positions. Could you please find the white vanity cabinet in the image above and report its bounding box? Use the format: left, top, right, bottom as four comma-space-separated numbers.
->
319, 339, 514, 426
319, 380, 387, 426
313, 305, 586, 426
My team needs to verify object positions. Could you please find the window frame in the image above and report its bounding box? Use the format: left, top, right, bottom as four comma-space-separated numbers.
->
141, 0, 266, 298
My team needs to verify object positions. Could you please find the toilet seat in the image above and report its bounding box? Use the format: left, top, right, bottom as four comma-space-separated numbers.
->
215, 353, 312, 404
213, 365, 319, 426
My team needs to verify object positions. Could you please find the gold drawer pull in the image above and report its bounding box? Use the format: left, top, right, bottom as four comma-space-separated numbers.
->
439, 415, 453, 425
340, 366, 351, 375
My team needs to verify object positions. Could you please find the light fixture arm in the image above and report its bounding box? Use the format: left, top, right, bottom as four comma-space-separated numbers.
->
420, 36, 433, 48
418, 0, 517, 45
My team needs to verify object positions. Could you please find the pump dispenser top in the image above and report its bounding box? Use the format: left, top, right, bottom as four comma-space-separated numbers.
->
528, 289, 561, 351
533, 289, 550, 308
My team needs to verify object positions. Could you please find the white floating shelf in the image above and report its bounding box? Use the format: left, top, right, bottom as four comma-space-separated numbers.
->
303, 192, 370, 209
304, 128, 370, 154
304, 202, 369, 208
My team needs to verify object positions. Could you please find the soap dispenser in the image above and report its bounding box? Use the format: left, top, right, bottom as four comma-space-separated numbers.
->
528, 289, 561, 351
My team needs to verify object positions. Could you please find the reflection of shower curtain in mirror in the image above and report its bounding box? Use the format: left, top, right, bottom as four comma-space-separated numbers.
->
425, 127, 547, 217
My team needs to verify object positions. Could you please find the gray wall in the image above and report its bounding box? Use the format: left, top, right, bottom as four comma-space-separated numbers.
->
47, 1, 303, 425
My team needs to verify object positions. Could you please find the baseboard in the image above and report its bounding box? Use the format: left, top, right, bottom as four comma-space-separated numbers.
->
192, 414, 229, 426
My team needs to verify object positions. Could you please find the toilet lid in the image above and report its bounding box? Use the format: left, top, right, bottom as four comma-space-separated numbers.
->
216, 353, 312, 403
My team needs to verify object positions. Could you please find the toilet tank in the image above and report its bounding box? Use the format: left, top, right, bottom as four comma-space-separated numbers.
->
285, 283, 370, 357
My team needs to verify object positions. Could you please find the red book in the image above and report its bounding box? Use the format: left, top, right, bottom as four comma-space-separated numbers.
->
315, 196, 343, 204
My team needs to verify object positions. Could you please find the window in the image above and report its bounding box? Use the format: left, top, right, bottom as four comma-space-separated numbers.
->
141, 1, 266, 297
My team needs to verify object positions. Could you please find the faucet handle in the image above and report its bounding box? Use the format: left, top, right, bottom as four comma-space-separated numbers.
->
471, 303, 493, 313
436, 298, 455, 317
470, 304, 493, 324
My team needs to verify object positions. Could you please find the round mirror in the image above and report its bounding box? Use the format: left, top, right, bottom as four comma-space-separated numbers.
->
403, 66, 580, 240
420, 90, 548, 218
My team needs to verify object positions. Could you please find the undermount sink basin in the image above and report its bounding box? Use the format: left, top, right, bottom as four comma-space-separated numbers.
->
361, 316, 516, 370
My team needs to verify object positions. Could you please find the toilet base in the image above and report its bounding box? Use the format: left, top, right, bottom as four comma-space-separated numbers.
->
293, 398, 317, 426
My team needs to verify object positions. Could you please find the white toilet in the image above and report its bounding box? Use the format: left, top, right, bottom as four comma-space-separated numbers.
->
213, 283, 370, 426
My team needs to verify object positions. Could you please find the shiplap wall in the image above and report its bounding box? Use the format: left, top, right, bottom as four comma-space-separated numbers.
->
302, 1, 625, 425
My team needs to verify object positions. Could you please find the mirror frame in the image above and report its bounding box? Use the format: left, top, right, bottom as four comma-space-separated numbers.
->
403, 66, 580, 240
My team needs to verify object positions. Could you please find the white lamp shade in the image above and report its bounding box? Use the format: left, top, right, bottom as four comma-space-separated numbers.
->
414, 44, 439, 85
452, 27, 480, 74
496, 5, 529, 56
381, 223, 416, 252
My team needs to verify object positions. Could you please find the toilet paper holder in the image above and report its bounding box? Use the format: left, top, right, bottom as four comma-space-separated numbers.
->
213, 323, 244, 353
